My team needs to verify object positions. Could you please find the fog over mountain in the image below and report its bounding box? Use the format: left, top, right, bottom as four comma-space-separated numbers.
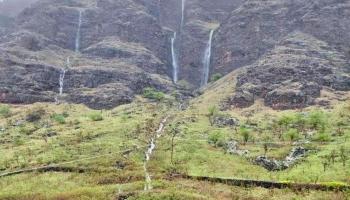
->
0, 0, 38, 17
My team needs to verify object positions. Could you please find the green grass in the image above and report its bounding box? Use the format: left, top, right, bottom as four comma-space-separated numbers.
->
0, 98, 350, 199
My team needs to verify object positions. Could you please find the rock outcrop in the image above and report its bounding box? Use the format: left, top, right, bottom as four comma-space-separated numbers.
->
255, 147, 307, 171
213, 115, 239, 127
226, 140, 249, 156
229, 32, 350, 109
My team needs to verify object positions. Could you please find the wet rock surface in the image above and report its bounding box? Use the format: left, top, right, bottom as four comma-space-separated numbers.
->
0, 0, 350, 108
230, 32, 350, 109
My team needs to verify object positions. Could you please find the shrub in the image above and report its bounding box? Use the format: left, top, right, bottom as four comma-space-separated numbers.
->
51, 114, 66, 124
208, 131, 226, 147
239, 126, 251, 145
314, 132, 331, 142
285, 128, 300, 142
210, 73, 223, 82
26, 107, 45, 122
0, 105, 11, 118
88, 112, 103, 121
18, 124, 37, 135
207, 105, 219, 126
143, 87, 165, 101
307, 110, 327, 130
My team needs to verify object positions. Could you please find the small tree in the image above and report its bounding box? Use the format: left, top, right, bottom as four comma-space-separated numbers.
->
335, 119, 346, 136
239, 126, 250, 145
207, 105, 218, 126
168, 123, 181, 165
340, 146, 348, 167
276, 115, 294, 139
307, 110, 327, 130
330, 150, 337, 164
285, 128, 300, 143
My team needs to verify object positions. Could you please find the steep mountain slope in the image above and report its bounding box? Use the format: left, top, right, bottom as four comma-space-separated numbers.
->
230, 32, 350, 109
0, 0, 349, 109
0, 0, 175, 109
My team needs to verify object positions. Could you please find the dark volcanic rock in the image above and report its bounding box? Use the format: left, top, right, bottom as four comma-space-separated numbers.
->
230, 32, 350, 109
0, 0, 350, 108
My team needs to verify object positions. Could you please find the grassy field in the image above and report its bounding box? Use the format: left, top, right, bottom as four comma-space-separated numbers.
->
0, 83, 349, 199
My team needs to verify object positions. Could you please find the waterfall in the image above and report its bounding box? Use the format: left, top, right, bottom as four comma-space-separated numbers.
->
143, 117, 167, 191
58, 68, 66, 96
55, 57, 70, 103
201, 29, 214, 86
171, 32, 179, 83
181, 0, 186, 28
75, 10, 83, 53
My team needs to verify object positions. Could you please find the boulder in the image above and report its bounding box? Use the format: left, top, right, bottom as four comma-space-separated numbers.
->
226, 140, 249, 156
213, 115, 239, 127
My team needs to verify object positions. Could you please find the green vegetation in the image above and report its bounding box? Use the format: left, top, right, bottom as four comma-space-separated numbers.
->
0, 105, 10, 118
0, 97, 349, 199
51, 113, 66, 124
88, 112, 103, 121
208, 131, 226, 147
210, 73, 223, 82
143, 87, 165, 101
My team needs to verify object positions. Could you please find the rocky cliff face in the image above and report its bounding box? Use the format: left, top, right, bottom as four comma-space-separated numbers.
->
229, 32, 350, 109
0, 0, 349, 109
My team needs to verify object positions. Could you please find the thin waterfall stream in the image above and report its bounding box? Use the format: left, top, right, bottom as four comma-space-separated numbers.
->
171, 32, 179, 83
75, 10, 83, 53
201, 29, 214, 86
143, 117, 167, 191
55, 57, 70, 103
181, 0, 186, 29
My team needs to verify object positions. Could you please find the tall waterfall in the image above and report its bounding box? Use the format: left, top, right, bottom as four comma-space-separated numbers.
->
201, 30, 214, 86
75, 10, 83, 53
181, 0, 186, 28
171, 32, 179, 83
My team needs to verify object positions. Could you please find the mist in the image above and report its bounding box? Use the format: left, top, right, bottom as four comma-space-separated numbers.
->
0, 0, 38, 17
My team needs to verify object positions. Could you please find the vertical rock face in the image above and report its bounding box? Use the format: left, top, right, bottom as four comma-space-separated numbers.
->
0, 0, 349, 109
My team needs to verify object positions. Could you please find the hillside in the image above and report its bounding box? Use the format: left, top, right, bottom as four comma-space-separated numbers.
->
0, 0, 349, 199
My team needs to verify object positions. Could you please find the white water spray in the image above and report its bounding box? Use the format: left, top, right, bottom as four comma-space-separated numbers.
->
55, 57, 70, 103
75, 10, 83, 53
143, 117, 167, 191
171, 32, 179, 83
58, 68, 66, 96
60, 57, 70, 95
201, 29, 214, 86
181, 0, 186, 28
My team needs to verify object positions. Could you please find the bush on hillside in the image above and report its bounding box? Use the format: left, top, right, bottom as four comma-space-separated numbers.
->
25, 107, 46, 122
208, 131, 226, 147
51, 114, 66, 124
88, 112, 103, 121
143, 87, 165, 101
0, 105, 11, 118
210, 73, 223, 82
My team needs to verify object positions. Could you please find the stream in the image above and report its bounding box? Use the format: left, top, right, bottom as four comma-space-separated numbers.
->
143, 117, 167, 191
